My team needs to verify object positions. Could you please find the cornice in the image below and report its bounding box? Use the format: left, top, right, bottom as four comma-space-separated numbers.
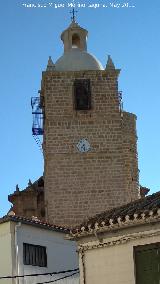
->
78, 227, 160, 252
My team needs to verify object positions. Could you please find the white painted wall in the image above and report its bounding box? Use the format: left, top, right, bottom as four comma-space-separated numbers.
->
0, 222, 13, 284
0, 221, 79, 284
78, 228, 160, 284
15, 223, 79, 284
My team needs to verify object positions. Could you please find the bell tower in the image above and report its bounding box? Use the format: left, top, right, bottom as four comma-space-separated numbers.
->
40, 19, 139, 226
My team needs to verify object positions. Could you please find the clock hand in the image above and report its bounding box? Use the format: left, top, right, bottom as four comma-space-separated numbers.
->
82, 144, 86, 151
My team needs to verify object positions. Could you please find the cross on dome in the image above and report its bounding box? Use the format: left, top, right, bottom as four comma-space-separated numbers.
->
70, 8, 78, 23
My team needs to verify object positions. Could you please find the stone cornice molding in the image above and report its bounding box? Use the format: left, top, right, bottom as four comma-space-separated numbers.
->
78, 227, 160, 252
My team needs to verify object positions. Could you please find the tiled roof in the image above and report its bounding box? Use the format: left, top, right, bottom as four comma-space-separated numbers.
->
0, 215, 69, 233
71, 191, 160, 237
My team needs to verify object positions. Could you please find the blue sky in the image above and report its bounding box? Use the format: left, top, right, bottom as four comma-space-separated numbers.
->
0, 0, 160, 216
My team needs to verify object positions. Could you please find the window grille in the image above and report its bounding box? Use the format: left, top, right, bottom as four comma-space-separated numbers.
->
74, 79, 91, 110
23, 243, 47, 267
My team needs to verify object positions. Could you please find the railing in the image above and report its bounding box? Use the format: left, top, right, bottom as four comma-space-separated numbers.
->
118, 91, 123, 114
31, 97, 44, 135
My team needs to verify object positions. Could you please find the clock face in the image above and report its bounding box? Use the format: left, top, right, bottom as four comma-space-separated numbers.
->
76, 138, 91, 153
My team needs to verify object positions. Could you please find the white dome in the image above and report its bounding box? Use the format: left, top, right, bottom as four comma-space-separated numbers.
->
55, 48, 104, 71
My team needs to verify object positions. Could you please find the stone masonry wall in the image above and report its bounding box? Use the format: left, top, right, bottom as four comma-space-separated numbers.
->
122, 112, 139, 201
41, 69, 139, 226
8, 177, 45, 220
8, 190, 45, 220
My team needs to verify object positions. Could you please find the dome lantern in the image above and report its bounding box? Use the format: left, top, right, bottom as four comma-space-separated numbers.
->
61, 21, 88, 53
55, 21, 104, 71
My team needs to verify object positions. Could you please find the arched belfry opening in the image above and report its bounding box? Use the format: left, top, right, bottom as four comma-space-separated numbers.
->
61, 21, 88, 52
72, 33, 80, 48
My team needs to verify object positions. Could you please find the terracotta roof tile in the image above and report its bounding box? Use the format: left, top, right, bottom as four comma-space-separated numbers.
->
0, 215, 69, 233
71, 191, 160, 235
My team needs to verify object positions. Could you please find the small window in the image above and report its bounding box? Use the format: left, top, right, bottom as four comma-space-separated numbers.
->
74, 79, 91, 110
23, 243, 47, 267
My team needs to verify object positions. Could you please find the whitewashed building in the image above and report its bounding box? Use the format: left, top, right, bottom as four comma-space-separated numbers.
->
70, 191, 160, 284
0, 215, 79, 284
